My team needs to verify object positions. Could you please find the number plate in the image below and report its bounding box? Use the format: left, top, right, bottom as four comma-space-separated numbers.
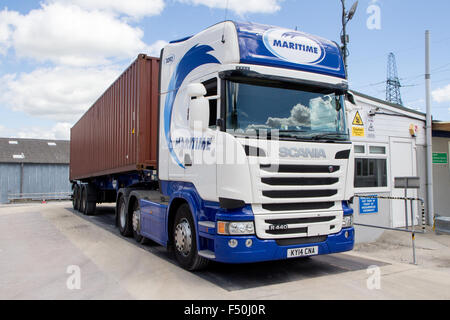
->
287, 246, 318, 258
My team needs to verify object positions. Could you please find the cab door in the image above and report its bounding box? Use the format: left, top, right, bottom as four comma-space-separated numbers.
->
183, 77, 220, 201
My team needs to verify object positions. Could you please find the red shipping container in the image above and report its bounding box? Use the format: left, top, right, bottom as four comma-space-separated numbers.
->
70, 54, 160, 181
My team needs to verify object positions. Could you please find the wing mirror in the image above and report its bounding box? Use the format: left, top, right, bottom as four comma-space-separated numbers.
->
187, 83, 209, 131
346, 90, 356, 105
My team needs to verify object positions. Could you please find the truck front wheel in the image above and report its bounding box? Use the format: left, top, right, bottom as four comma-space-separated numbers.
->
132, 199, 144, 243
172, 203, 209, 271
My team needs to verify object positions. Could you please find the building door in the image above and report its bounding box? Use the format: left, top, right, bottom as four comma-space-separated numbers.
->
389, 137, 417, 227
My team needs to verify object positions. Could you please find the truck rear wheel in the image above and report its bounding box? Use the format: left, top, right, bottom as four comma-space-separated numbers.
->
118, 195, 132, 237
172, 203, 209, 271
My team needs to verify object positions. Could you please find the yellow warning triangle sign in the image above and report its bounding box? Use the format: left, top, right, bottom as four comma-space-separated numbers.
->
352, 111, 364, 126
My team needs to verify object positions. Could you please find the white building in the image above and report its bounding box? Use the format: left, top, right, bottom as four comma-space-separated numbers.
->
347, 91, 428, 243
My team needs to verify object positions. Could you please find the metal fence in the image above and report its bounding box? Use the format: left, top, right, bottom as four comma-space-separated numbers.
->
354, 194, 426, 265
8, 192, 71, 202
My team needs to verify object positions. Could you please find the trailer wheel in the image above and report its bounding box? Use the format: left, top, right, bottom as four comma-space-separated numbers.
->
76, 185, 82, 211
172, 203, 209, 271
118, 195, 132, 237
79, 185, 86, 213
72, 185, 79, 211
84, 184, 96, 216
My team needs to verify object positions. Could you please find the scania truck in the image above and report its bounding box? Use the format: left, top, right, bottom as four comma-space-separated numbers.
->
70, 21, 355, 270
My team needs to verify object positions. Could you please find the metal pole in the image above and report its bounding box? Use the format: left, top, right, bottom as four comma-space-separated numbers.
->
404, 187, 409, 228
410, 198, 417, 264
341, 0, 348, 78
425, 30, 434, 226
20, 162, 24, 198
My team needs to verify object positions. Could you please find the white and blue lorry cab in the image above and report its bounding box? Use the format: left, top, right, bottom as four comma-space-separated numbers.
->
127, 21, 354, 270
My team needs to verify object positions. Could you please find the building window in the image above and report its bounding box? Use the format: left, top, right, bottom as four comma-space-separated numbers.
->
355, 158, 387, 188
369, 146, 385, 155
354, 143, 388, 189
354, 145, 365, 154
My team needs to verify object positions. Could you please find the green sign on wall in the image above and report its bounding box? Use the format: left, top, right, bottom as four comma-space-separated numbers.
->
433, 152, 448, 164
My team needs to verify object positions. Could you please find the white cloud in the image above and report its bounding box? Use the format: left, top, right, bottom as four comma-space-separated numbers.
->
18, 122, 72, 140
178, 0, 283, 15
264, 96, 337, 130
148, 40, 168, 57
432, 84, 450, 103
50, 0, 165, 20
0, 65, 123, 123
0, 9, 19, 54
0, 122, 72, 140
0, 3, 155, 66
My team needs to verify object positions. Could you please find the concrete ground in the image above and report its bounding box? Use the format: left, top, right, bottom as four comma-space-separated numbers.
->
1, 201, 449, 300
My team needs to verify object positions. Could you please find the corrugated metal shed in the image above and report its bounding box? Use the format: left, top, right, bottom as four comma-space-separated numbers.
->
0, 138, 71, 203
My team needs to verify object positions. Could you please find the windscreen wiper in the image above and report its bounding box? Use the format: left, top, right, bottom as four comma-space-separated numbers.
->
311, 132, 349, 140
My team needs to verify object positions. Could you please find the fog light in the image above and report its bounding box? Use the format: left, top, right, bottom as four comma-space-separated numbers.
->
345, 231, 349, 238
228, 239, 238, 248
245, 239, 253, 248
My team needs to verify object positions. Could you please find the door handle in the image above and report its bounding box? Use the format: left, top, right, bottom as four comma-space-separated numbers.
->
184, 154, 192, 167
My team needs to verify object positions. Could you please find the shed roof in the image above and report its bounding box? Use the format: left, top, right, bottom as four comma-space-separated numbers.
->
351, 90, 426, 118
433, 122, 450, 132
0, 138, 69, 164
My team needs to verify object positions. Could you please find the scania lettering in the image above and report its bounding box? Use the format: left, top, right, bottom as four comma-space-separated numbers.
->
70, 21, 355, 270
279, 147, 327, 159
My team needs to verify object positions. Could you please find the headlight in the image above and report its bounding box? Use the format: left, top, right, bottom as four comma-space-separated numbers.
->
342, 215, 353, 228
217, 221, 255, 235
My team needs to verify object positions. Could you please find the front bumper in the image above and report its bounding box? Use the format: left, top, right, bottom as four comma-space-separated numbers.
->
211, 227, 354, 264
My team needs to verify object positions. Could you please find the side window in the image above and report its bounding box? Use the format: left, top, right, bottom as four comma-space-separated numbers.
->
202, 78, 218, 129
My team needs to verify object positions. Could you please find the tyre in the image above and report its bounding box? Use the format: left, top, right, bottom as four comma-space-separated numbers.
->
172, 203, 209, 271
84, 184, 96, 216
72, 185, 79, 211
132, 198, 144, 243
85, 200, 96, 216
76, 185, 82, 211
118, 195, 132, 237
79, 185, 86, 213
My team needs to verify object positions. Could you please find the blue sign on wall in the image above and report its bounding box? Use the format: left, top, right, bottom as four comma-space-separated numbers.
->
359, 196, 378, 214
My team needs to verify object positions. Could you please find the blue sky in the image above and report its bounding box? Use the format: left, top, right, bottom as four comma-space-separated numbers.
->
0, 0, 449, 139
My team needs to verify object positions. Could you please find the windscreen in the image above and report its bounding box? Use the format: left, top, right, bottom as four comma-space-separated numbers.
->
225, 81, 349, 141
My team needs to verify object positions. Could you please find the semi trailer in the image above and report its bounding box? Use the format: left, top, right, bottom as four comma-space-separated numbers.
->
70, 21, 356, 270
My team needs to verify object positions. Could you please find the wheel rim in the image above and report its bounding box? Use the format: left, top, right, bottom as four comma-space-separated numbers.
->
119, 200, 126, 228
132, 209, 140, 233
174, 218, 192, 257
